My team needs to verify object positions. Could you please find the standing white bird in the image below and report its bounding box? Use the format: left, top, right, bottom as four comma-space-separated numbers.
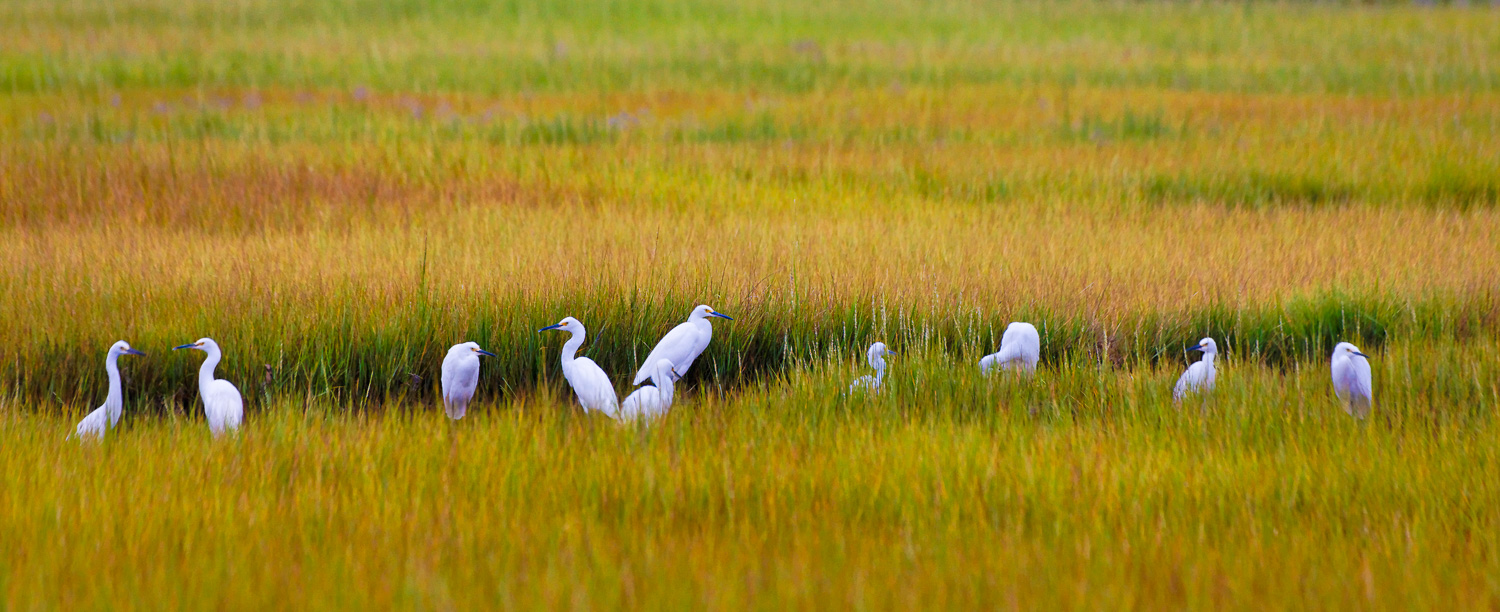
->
632, 305, 733, 385
1172, 337, 1218, 402
173, 338, 243, 436
540, 317, 620, 419
849, 342, 896, 393
620, 359, 677, 422
979, 322, 1041, 375
1331, 342, 1374, 419
440, 341, 496, 420
73, 340, 146, 440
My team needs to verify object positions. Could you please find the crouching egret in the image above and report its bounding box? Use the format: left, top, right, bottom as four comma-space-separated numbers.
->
441, 341, 496, 420
73, 340, 146, 440
173, 338, 243, 436
1331, 342, 1373, 419
1173, 337, 1218, 402
620, 359, 677, 422
633, 305, 733, 385
849, 342, 896, 393
540, 317, 620, 419
979, 322, 1040, 375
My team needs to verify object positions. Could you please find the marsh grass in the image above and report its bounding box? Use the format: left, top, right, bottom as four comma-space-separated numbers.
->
3, 0, 1500, 607
4, 339, 1497, 609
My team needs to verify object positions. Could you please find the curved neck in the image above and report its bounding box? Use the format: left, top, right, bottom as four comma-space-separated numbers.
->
198, 349, 221, 395
1201, 353, 1216, 366
104, 353, 123, 425
561, 329, 586, 364
657, 368, 675, 405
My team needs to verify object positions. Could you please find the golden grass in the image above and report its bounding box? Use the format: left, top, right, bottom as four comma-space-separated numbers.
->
3, 0, 1500, 608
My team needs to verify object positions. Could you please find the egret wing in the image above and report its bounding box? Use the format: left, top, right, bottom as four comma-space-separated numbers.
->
633, 322, 698, 385
205, 380, 244, 435
74, 406, 108, 440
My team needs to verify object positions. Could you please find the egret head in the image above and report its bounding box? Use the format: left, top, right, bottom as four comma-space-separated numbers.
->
453, 341, 496, 357
653, 359, 677, 381
1334, 342, 1369, 359
693, 305, 734, 321
109, 340, 146, 357
538, 317, 583, 333
173, 337, 218, 353
868, 342, 896, 363
1187, 337, 1218, 356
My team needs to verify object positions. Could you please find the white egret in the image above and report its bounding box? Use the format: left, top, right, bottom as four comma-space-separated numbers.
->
1331, 342, 1374, 419
620, 359, 677, 422
72, 340, 146, 440
539, 317, 620, 419
632, 305, 733, 385
1172, 337, 1218, 402
173, 338, 243, 436
849, 342, 896, 393
440, 341, 496, 420
979, 322, 1040, 375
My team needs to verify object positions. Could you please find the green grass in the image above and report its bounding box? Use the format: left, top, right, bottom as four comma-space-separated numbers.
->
4, 339, 1498, 609
3, 0, 1500, 608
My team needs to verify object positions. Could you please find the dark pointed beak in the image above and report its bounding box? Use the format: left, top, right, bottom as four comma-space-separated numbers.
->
477, 349, 496, 357
1354, 351, 1369, 358
172, 343, 196, 351
1187, 345, 1204, 353
538, 324, 562, 332
710, 312, 734, 321
123, 348, 146, 356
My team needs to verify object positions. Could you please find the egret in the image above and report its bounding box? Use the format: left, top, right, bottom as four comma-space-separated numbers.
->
440, 341, 496, 420
173, 338, 243, 436
72, 340, 146, 440
979, 322, 1040, 375
1331, 342, 1374, 419
1172, 337, 1218, 402
539, 317, 620, 419
849, 342, 896, 393
632, 305, 733, 385
620, 359, 677, 422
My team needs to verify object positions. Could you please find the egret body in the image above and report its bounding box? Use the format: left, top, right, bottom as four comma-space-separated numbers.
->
979, 322, 1040, 375
1173, 337, 1218, 401
849, 342, 896, 393
440, 341, 496, 420
540, 317, 620, 419
1331, 342, 1374, 419
620, 359, 677, 422
173, 338, 243, 436
632, 305, 732, 385
73, 340, 146, 440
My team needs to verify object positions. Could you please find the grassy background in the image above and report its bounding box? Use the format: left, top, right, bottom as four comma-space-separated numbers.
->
2, 0, 1499, 608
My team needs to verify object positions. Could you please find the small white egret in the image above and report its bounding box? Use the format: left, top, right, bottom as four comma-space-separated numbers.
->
440, 341, 496, 420
1331, 342, 1374, 419
849, 342, 896, 393
72, 340, 146, 440
620, 359, 677, 422
539, 317, 620, 419
173, 338, 243, 436
1172, 337, 1218, 402
979, 322, 1041, 375
632, 305, 733, 385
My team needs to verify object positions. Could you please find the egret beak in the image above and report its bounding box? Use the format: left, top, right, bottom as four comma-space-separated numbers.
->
476, 349, 497, 357
1187, 345, 1204, 353
122, 348, 146, 356
538, 324, 563, 332
172, 343, 197, 351
886, 349, 899, 356
709, 311, 734, 321
1354, 351, 1370, 358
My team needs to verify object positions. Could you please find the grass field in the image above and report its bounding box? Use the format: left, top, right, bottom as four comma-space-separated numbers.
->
2, 0, 1499, 608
